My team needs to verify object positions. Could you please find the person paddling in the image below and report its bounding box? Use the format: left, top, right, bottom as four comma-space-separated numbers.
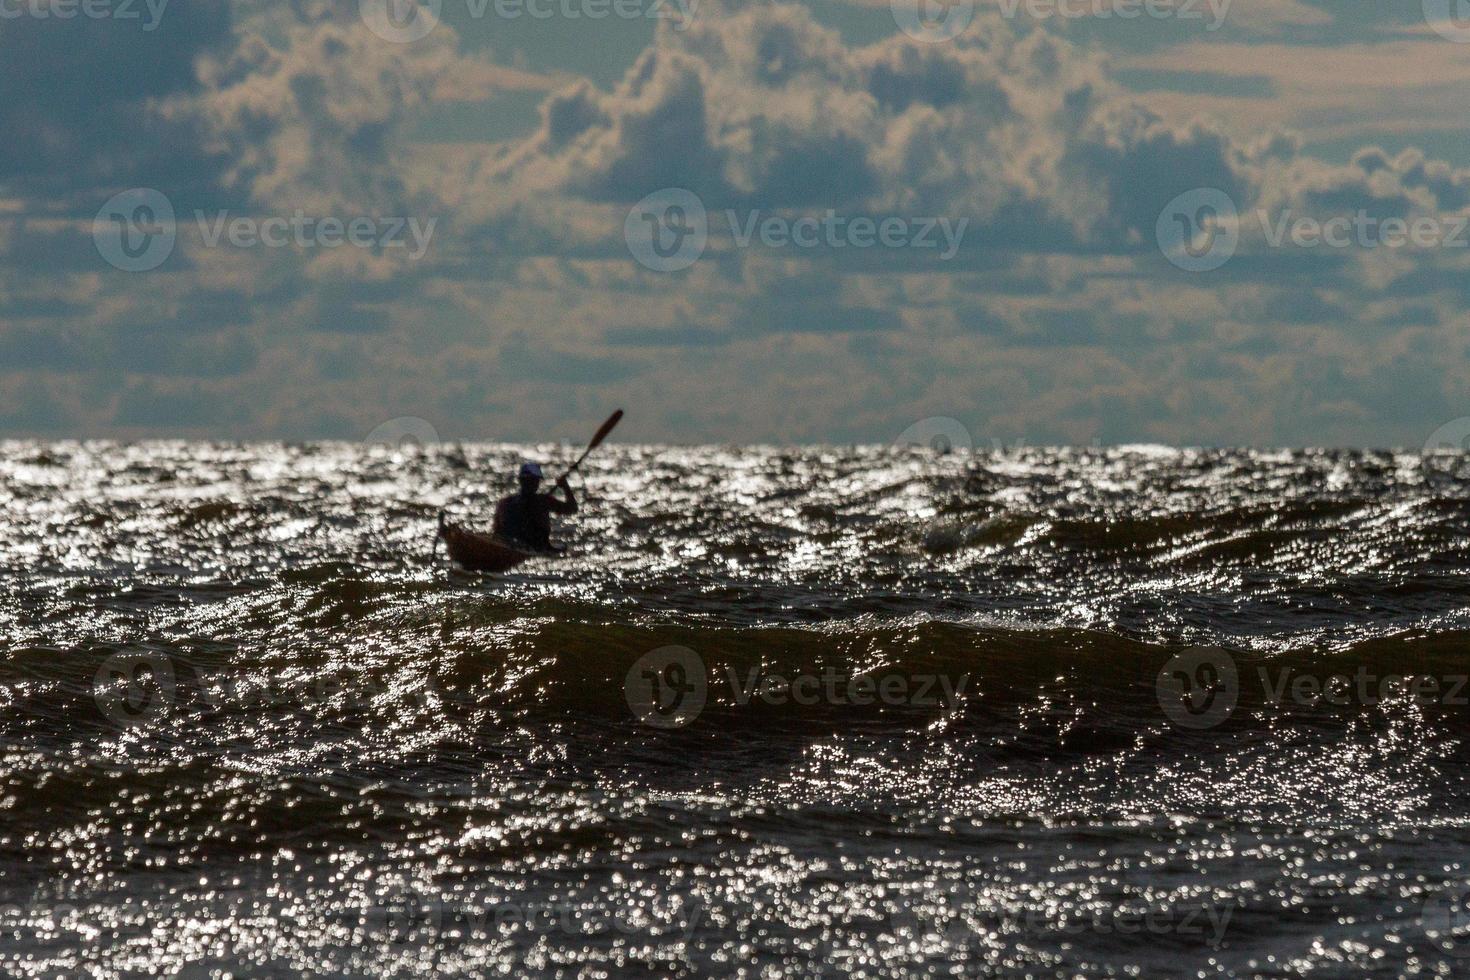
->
438, 412, 621, 572
493, 462, 576, 552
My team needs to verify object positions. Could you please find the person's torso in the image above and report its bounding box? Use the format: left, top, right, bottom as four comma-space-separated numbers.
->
498, 493, 552, 549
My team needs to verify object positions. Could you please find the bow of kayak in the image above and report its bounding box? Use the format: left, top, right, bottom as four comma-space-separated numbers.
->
437, 512, 554, 573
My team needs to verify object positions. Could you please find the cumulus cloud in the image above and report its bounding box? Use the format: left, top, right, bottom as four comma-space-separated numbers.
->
836, 0, 1333, 36
1, 0, 1469, 445
476, 4, 1261, 252
186, 5, 458, 213
1120, 38, 1470, 141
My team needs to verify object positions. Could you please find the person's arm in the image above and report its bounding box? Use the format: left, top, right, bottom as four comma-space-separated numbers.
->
547, 476, 578, 515
492, 497, 510, 534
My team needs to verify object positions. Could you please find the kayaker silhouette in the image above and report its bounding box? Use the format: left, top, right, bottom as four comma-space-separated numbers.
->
492, 462, 577, 552
437, 411, 621, 573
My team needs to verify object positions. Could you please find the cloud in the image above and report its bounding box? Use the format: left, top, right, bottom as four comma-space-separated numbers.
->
186, 7, 458, 213
1218, 0, 1333, 34
1119, 40, 1470, 141
834, 0, 1333, 35
433, 61, 572, 102
477, 4, 1260, 255
2, 0, 1470, 446
0, 0, 234, 202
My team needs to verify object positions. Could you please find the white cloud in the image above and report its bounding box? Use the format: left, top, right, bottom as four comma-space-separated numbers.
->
3, 0, 1470, 446
1119, 40, 1470, 141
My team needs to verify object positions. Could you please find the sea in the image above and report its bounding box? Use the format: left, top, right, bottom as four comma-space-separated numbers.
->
4, 441, 1470, 977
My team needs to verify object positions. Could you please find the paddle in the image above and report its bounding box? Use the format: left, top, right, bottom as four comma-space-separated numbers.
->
436, 411, 622, 563
556, 409, 624, 484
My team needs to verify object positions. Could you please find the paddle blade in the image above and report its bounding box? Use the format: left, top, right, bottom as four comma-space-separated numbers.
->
585, 409, 624, 452
560, 409, 625, 481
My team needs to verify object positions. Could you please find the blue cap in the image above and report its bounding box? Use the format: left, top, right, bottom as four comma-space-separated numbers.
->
519, 462, 543, 479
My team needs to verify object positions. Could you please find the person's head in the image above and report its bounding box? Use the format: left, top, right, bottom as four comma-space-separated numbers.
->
518, 461, 543, 495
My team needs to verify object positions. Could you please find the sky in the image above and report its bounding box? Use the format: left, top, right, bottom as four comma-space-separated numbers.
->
3, 0, 1470, 447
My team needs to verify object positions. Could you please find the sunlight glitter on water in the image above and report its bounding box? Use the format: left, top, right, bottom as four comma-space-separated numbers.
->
5, 442, 1470, 974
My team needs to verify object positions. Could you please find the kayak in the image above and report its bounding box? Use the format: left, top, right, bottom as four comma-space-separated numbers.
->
437, 513, 553, 573
434, 411, 618, 574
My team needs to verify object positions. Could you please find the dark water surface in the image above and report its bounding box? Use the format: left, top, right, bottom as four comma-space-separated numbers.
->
5, 441, 1470, 976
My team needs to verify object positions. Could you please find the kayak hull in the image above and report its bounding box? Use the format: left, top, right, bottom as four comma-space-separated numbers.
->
438, 515, 540, 573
